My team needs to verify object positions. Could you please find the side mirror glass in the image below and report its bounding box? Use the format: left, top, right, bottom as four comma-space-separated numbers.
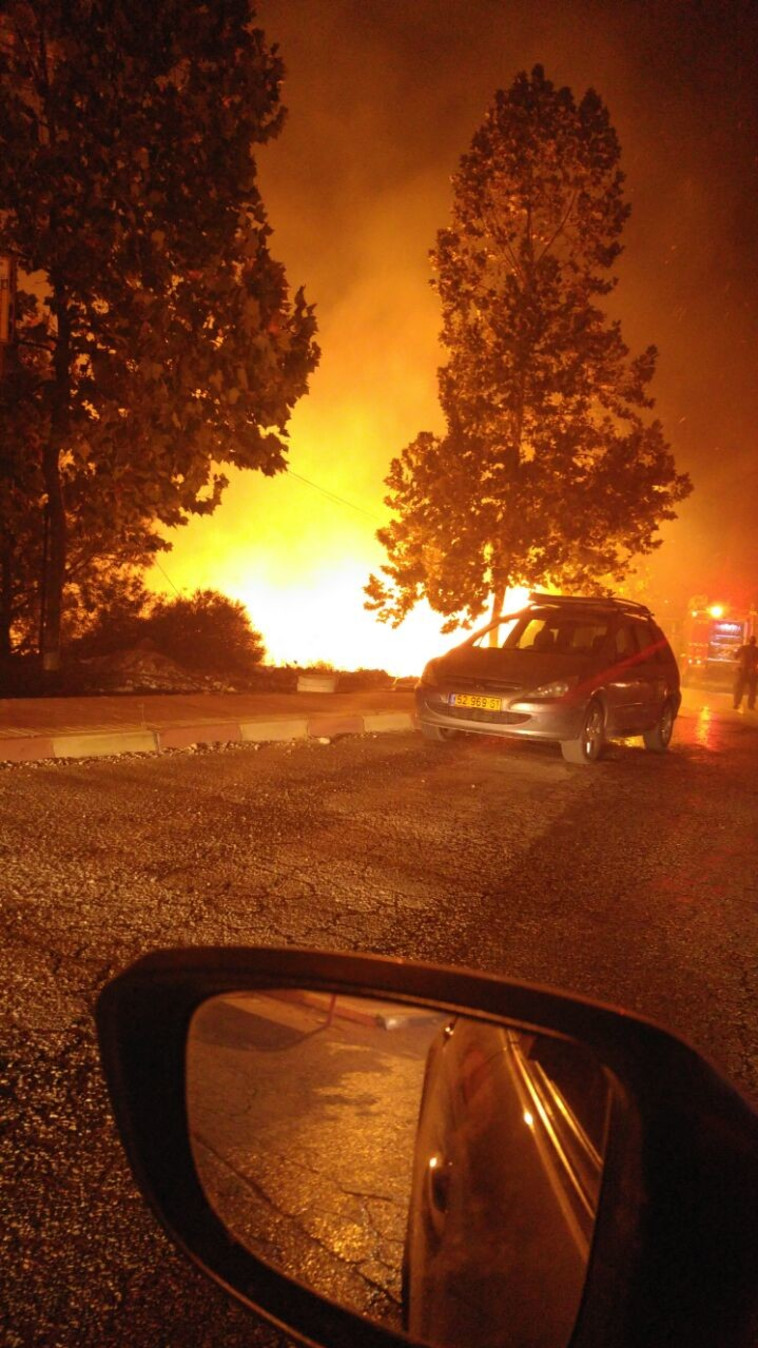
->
187, 989, 612, 1348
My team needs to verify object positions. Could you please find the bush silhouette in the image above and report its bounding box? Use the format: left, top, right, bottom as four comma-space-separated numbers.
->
145, 591, 265, 678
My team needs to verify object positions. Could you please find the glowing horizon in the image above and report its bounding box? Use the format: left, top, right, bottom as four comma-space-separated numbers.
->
147, 524, 535, 675
139, 0, 758, 665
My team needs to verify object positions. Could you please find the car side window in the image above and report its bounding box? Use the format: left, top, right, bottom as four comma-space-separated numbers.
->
631, 620, 663, 662
614, 625, 639, 659
520, 618, 551, 649
650, 623, 671, 664
472, 617, 520, 649
570, 623, 609, 654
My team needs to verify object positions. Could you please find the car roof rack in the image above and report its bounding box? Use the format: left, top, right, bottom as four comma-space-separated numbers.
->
528, 593, 654, 618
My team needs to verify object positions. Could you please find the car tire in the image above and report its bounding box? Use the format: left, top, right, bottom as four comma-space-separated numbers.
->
642, 699, 675, 753
561, 700, 605, 764
420, 723, 459, 742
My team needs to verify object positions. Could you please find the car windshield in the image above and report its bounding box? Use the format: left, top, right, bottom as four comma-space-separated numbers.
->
472, 610, 611, 655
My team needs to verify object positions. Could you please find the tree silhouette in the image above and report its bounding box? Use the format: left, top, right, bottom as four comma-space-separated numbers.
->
367, 66, 690, 631
0, 1, 318, 672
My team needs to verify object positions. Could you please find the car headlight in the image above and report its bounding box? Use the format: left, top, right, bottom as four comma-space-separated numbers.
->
520, 677, 578, 700
420, 660, 440, 687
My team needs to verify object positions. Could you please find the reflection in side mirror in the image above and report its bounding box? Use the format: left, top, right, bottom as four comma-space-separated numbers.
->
187, 990, 612, 1348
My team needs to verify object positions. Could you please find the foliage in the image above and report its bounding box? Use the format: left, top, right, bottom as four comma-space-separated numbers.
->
367, 66, 691, 630
71, 587, 266, 677
0, 283, 53, 654
61, 568, 156, 656
0, 0, 319, 668
1, 291, 166, 656
143, 590, 266, 677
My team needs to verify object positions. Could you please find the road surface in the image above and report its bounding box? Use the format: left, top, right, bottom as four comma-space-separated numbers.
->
2, 703, 757, 1346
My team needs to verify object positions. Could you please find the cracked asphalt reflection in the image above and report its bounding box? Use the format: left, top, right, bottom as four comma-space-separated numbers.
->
189, 993, 446, 1327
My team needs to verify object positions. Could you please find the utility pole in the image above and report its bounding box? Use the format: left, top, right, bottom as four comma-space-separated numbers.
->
0, 256, 17, 668
0, 254, 17, 368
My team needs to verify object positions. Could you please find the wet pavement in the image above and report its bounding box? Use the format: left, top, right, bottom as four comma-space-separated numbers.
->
2, 693, 757, 1346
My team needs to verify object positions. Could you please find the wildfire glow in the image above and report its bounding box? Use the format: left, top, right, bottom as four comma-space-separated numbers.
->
505, 586, 531, 613
144, 196, 535, 677
149, 461, 537, 679
233, 565, 461, 675
234, 578, 533, 672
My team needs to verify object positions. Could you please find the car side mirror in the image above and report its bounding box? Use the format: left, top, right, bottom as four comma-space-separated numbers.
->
96, 948, 758, 1348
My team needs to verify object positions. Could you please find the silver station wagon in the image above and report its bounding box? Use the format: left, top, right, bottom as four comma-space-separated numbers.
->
416, 594, 681, 764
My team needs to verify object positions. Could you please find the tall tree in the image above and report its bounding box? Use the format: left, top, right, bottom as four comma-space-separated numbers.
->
0, 1, 318, 671
0, 288, 165, 657
367, 66, 690, 631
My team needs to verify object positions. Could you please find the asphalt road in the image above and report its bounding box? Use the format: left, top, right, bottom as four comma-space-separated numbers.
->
189, 992, 445, 1330
2, 707, 757, 1347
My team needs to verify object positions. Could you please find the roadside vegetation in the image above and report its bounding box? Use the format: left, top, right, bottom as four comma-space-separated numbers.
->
0, 584, 394, 696
2, 30, 692, 687
0, 1, 318, 678
71, 589, 266, 681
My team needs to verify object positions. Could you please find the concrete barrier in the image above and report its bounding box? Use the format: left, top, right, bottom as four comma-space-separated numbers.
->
0, 735, 55, 762
0, 693, 419, 763
158, 722, 242, 751
363, 711, 416, 733
53, 730, 158, 759
240, 718, 309, 743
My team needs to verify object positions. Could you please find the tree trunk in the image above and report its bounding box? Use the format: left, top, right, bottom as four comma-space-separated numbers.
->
41, 448, 66, 673
40, 287, 70, 675
487, 385, 524, 644
485, 536, 509, 641
0, 533, 13, 660
488, 559, 511, 645
491, 582, 506, 625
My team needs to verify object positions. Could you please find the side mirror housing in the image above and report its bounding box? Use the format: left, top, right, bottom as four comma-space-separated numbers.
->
97, 947, 758, 1348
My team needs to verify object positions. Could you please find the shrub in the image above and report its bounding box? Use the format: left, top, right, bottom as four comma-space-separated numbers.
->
144, 590, 265, 678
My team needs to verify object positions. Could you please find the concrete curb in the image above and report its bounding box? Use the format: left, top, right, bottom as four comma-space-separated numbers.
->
0, 734, 56, 762
0, 710, 417, 765
240, 717, 309, 743
53, 730, 159, 760
237, 988, 440, 1032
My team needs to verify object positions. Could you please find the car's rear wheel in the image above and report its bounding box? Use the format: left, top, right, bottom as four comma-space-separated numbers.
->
561, 700, 605, 764
643, 699, 675, 752
420, 723, 460, 742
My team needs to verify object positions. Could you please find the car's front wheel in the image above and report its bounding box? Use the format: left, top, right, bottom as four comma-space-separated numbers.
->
642, 700, 675, 753
420, 723, 460, 742
561, 700, 605, 765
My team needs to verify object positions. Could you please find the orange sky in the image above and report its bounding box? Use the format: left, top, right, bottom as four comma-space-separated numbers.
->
150, 0, 758, 672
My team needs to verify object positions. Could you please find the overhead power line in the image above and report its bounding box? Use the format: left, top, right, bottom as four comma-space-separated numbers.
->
284, 467, 383, 523
152, 556, 183, 596
149, 465, 383, 596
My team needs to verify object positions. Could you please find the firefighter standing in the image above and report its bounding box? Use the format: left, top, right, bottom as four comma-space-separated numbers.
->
733, 635, 758, 710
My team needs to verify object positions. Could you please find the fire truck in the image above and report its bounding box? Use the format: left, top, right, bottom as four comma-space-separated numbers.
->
679, 600, 757, 687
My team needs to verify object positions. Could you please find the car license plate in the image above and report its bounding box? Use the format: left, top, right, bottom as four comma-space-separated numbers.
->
449, 692, 503, 712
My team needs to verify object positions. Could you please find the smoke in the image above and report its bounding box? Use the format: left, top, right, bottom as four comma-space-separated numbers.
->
153, 0, 758, 666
